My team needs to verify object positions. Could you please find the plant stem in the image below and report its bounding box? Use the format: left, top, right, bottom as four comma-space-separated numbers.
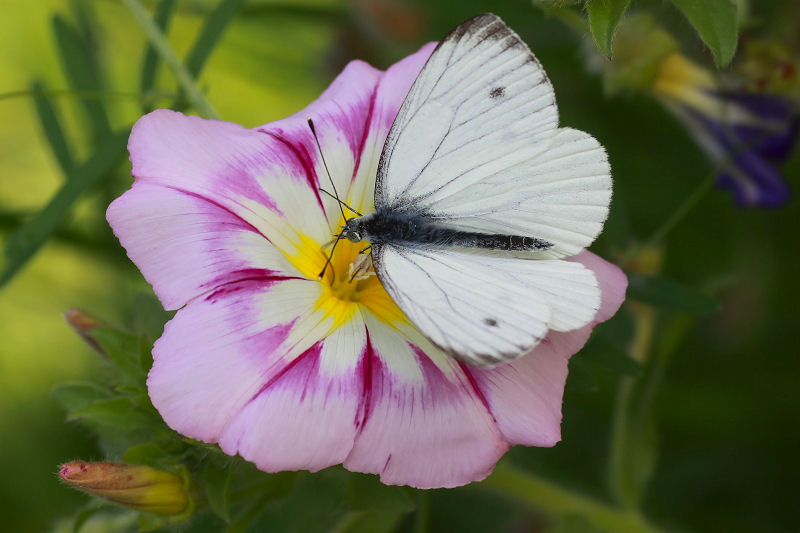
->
120, 0, 218, 119
0, 88, 175, 103
620, 173, 714, 268
481, 464, 661, 533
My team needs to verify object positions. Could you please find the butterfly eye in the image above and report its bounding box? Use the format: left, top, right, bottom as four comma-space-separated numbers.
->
346, 231, 362, 243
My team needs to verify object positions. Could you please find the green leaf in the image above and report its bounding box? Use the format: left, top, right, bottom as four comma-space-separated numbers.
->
0, 130, 128, 288
89, 327, 147, 382
52, 15, 111, 140
586, 0, 632, 58
31, 81, 74, 173
564, 362, 599, 395
72, 507, 102, 533
52, 382, 111, 412
583, 335, 642, 376
346, 474, 414, 513
552, 514, 610, 533
123, 442, 171, 465
68, 397, 150, 429
204, 463, 233, 522
332, 511, 407, 533
626, 272, 718, 314
140, 0, 178, 111
670, 0, 738, 66
185, 0, 247, 78
132, 292, 171, 342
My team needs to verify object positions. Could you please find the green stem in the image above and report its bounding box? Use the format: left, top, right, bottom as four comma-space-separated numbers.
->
481, 464, 661, 533
0, 88, 175, 103
619, 173, 714, 268
120, 0, 218, 119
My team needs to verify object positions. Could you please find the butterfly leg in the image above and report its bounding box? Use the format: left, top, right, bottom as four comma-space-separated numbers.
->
349, 249, 375, 282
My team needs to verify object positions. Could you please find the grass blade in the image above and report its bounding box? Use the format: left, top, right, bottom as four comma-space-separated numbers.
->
140, 0, 178, 112
52, 14, 111, 140
185, 0, 247, 78
0, 130, 129, 288
121, 0, 218, 119
31, 81, 74, 173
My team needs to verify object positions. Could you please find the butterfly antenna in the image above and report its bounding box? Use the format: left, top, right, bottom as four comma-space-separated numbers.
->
307, 117, 347, 222
318, 231, 343, 280
317, 187, 363, 217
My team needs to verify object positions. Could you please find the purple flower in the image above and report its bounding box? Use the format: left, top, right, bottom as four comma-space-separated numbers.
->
107, 44, 627, 488
654, 53, 798, 207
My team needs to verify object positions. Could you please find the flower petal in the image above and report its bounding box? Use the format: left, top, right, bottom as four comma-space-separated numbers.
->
127, 109, 333, 260
218, 317, 367, 472
147, 278, 324, 442
107, 182, 300, 310
259, 43, 436, 220
468, 251, 627, 447
344, 315, 508, 489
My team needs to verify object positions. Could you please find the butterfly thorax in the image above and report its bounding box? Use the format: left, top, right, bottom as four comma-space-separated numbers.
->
343, 210, 553, 251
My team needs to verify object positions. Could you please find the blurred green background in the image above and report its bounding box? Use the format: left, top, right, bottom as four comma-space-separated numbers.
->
1, 1, 798, 532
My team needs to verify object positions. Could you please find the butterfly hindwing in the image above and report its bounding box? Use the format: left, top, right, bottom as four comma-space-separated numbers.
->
372, 244, 601, 367
376, 13, 611, 259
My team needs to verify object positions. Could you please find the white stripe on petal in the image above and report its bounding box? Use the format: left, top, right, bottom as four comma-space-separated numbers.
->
148, 278, 323, 444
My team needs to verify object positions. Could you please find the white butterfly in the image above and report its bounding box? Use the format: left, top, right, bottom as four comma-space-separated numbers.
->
332, 13, 611, 367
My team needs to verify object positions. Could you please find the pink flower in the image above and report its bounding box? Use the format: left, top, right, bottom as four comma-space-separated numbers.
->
107, 44, 627, 489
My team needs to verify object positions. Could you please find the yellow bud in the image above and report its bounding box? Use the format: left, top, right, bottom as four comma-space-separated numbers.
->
58, 461, 190, 515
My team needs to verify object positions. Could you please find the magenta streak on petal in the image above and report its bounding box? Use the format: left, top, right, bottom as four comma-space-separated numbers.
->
203, 276, 307, 304
260, 130, 325, 211
158, 184, 274, 239
220, 157, 282, 215
351, 85, 379, 183
456, 361, 498, 424
200, 268, 304, 294
353, 327, 375, 432
241, 341, 324, 409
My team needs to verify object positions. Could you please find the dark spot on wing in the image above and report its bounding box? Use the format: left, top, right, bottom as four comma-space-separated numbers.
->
484, 318, 498, 327
490, 86, 505, 98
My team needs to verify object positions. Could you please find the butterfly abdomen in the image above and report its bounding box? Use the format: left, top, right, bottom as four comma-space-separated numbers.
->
361, 210, 552, 251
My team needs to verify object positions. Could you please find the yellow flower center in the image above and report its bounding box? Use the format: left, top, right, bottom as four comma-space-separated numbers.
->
288, 227, 408, 331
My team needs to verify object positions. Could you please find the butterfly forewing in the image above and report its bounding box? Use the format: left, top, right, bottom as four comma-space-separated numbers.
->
375, 13, 611, 259
372, 244, 601, 367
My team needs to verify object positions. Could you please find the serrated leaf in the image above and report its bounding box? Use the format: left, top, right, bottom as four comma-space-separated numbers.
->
204, 463, 232, 522
626, 272, 718, 314
53, 382, 112, 412
68, 397, 150, 429
52, 15, 110, 140
671, 0, 738, 66
0, 130, 128, 288
185, 0, 247, 78
586, 0, 631, 58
